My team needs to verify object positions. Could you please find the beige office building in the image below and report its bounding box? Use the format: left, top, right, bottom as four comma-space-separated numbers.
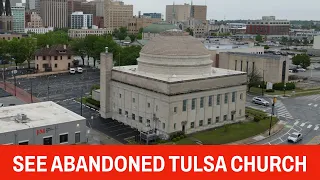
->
127, 17, 162, 34
27, 12, 43, 28
104, 0, 133, 30
166, 4, 207, 23
219, 52, 289, 83
40, 0, 68, 28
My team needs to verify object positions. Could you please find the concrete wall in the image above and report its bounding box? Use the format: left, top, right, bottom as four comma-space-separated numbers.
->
35, 55, 74, 72
109, 80, 246, 136
92, 89, 100, 102
219, 53, 289, 83
0, 120, 87, 145
313, 36, 320, 49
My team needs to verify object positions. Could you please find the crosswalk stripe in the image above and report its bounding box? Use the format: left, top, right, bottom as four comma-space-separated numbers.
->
315, 126, 319, 131
300, 123, 306, 127
307, 125, 313, 129
294, 121, 299, 125
315, 104, 318, 107
308, 103, 313, 106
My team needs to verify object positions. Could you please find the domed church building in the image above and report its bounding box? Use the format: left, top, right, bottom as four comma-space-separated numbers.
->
100, 31, 247, 139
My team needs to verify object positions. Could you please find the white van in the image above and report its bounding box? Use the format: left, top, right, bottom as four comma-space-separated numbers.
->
77, 67, 83, 73
69, 68, 76, 74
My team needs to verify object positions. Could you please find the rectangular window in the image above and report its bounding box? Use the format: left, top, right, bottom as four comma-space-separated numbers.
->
252, 62, 255, 72
75, 132, 80, 144
224, 93, 228, 104
199, 120, 203, 126
174, 123, 176, 130
147, 119, 150, 126
43, 56, 46, 60
208, 96, 213, 107
174, 107, 177, 113
183, 100, 187, 111
162, 123, 165, 129
223, 115, 228, 121
192, 98, 196, 110
119, 109, 122, 115
54, 56, 57, 60
239, 109, 242, 116
235, 60, 237, 70
232, 92, 236, 102
200, 97, 204, 108
156, 105, 158, 111
119, 94, 122, 98
217, 94, 221, 105
148, 103, 150, 108
59, 134, 68, 144
139, 116, 143, 123
43, 136, 53, 145
132, 114, 135, 120
241, 61, 243, 71
208, 118, 212, 125
54, 64, 57, 68
190, 122, 195, 128
19, 141, 29, 145
246, 61, 249, 72
68, 56, 71, 59
216, 116, 220, 123
132, 98, 135, 103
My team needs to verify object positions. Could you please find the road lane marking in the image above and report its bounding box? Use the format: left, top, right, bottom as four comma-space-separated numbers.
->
294, 121, 299, 125
308, 103, 313, 106
307, 125, 313, 129
315, 104, 318, 107
315, 126, 319, 131
300, 123, 306, 127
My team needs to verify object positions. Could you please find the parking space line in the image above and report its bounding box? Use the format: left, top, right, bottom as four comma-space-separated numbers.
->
300, 123, 306, 127
315, 126, 319, 131
308, 103, 313, 106
307, 125, 313, 129
116, 131, 137, 137
314, 104, 318, 107
294, 121, 299, 125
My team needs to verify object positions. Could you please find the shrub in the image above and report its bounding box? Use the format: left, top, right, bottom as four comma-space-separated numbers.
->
265, 89, 275, 93
254, 116, 261, 122
86, 98, 100, 108
172, 138, 177, 142
273, 82, 295, 91
176, 137, 181, 141
180, 135, 186, 139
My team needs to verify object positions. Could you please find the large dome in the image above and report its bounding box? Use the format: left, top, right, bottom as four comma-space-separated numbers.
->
137, 31, 213, 76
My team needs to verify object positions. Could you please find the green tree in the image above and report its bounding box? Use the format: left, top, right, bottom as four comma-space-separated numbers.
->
255, 34, 263, 42
129, 34, 136, 42
84, 35, 99, 66
281, 36, 288, 44
0, 40, 10, 64
185, 27, 194, 36
264, 45, 270, 50
113, 27, 128, 40
71, 38, 87, 66
8, 38, 27, 68
247, 67, 262, 92
303, 38, 309, 45
20, 37, 37, 69
114, 45, 141, 66
292, 54, 311, 69
92, 36, 109, 67
32, 30, 69, 48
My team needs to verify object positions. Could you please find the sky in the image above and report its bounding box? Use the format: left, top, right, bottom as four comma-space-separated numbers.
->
122, 0, 319, 20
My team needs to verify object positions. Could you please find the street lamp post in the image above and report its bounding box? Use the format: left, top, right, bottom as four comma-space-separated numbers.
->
47, 75, 56, 101
269, 97, 277, 136
283, 83, 287, 97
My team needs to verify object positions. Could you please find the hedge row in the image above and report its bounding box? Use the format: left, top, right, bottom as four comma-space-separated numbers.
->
86, 98, 100, 108
273, 82, 295, 91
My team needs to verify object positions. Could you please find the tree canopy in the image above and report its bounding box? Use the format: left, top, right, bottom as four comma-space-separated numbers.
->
255, 34, 263, 42
247, 67, 262, 92
292, 54, 311, 69
32, 30, 69, 48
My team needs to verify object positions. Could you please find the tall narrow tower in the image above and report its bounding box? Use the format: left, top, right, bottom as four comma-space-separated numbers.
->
0, 0, 4, 15
5, 0, 11, 16
0, 0, 13, 32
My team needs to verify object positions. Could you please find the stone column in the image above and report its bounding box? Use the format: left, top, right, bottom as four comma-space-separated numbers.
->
100, 47, 113, 119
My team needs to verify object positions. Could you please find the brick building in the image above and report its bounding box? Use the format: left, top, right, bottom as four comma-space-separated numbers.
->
246, 16, 290, 36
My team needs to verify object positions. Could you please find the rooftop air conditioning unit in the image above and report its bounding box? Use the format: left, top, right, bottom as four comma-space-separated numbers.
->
15, 114, 28, 123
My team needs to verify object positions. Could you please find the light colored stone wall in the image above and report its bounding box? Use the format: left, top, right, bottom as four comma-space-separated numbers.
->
92, 89, 100, 102
313, 36, 320, 49
219, 53, 289, 83
35, 55, 74, 72
110, 80, 246, 136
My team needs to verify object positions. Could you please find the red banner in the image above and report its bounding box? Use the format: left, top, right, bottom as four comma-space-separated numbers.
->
0, 146, 318, 179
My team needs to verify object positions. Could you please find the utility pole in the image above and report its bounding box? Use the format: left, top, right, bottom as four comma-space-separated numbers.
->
269, 97, 277, 136
80, 88, 83, 116
3, 67, 6, 90
262, 70, 265, 96
13, 71, 16, 96
30, 77, 33, 103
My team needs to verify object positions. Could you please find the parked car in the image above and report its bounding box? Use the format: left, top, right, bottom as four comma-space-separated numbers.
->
252, 97, 270, 106
297, 68, 306, 72
8, 104, 15, 106
76, 67, 83, 73
289, 68, 298, 73
69, 68, 76, 74
0, 103, 4, 107
287, 132, 303, 143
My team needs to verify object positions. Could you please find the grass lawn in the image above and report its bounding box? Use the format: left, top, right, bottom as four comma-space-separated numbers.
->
175, 108, 278, 145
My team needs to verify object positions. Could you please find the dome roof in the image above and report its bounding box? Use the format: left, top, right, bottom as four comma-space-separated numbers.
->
141, 31, 210, 56
137, 31, 213, 76
143, 22, 179, 34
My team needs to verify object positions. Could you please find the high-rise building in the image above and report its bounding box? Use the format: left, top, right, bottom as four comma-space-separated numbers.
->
71, 11, 92, 29
11, 5, 25, 33
143, 13, 162, 19
67, 0, 84, 28
166, 3, 207, 23
40, 0, 68, 28
0, 0, 13, 32
95, 0, 103, 17
27, 11, 42, 28
127, 16, 162, 34
104, 0, 133, 30
246, 16, 290, 36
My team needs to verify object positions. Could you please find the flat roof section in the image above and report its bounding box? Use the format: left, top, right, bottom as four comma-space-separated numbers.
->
112, 66, 246, 83
0, 101, 86, 133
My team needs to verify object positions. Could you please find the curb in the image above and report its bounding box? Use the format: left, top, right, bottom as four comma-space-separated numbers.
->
247, 123, 285, 145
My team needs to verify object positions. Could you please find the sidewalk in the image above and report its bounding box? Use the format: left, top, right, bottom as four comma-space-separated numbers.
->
87, 129, 122, 145
13, 70, 69, 79
0, 82, 40, 103
228, 120, 286, 145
